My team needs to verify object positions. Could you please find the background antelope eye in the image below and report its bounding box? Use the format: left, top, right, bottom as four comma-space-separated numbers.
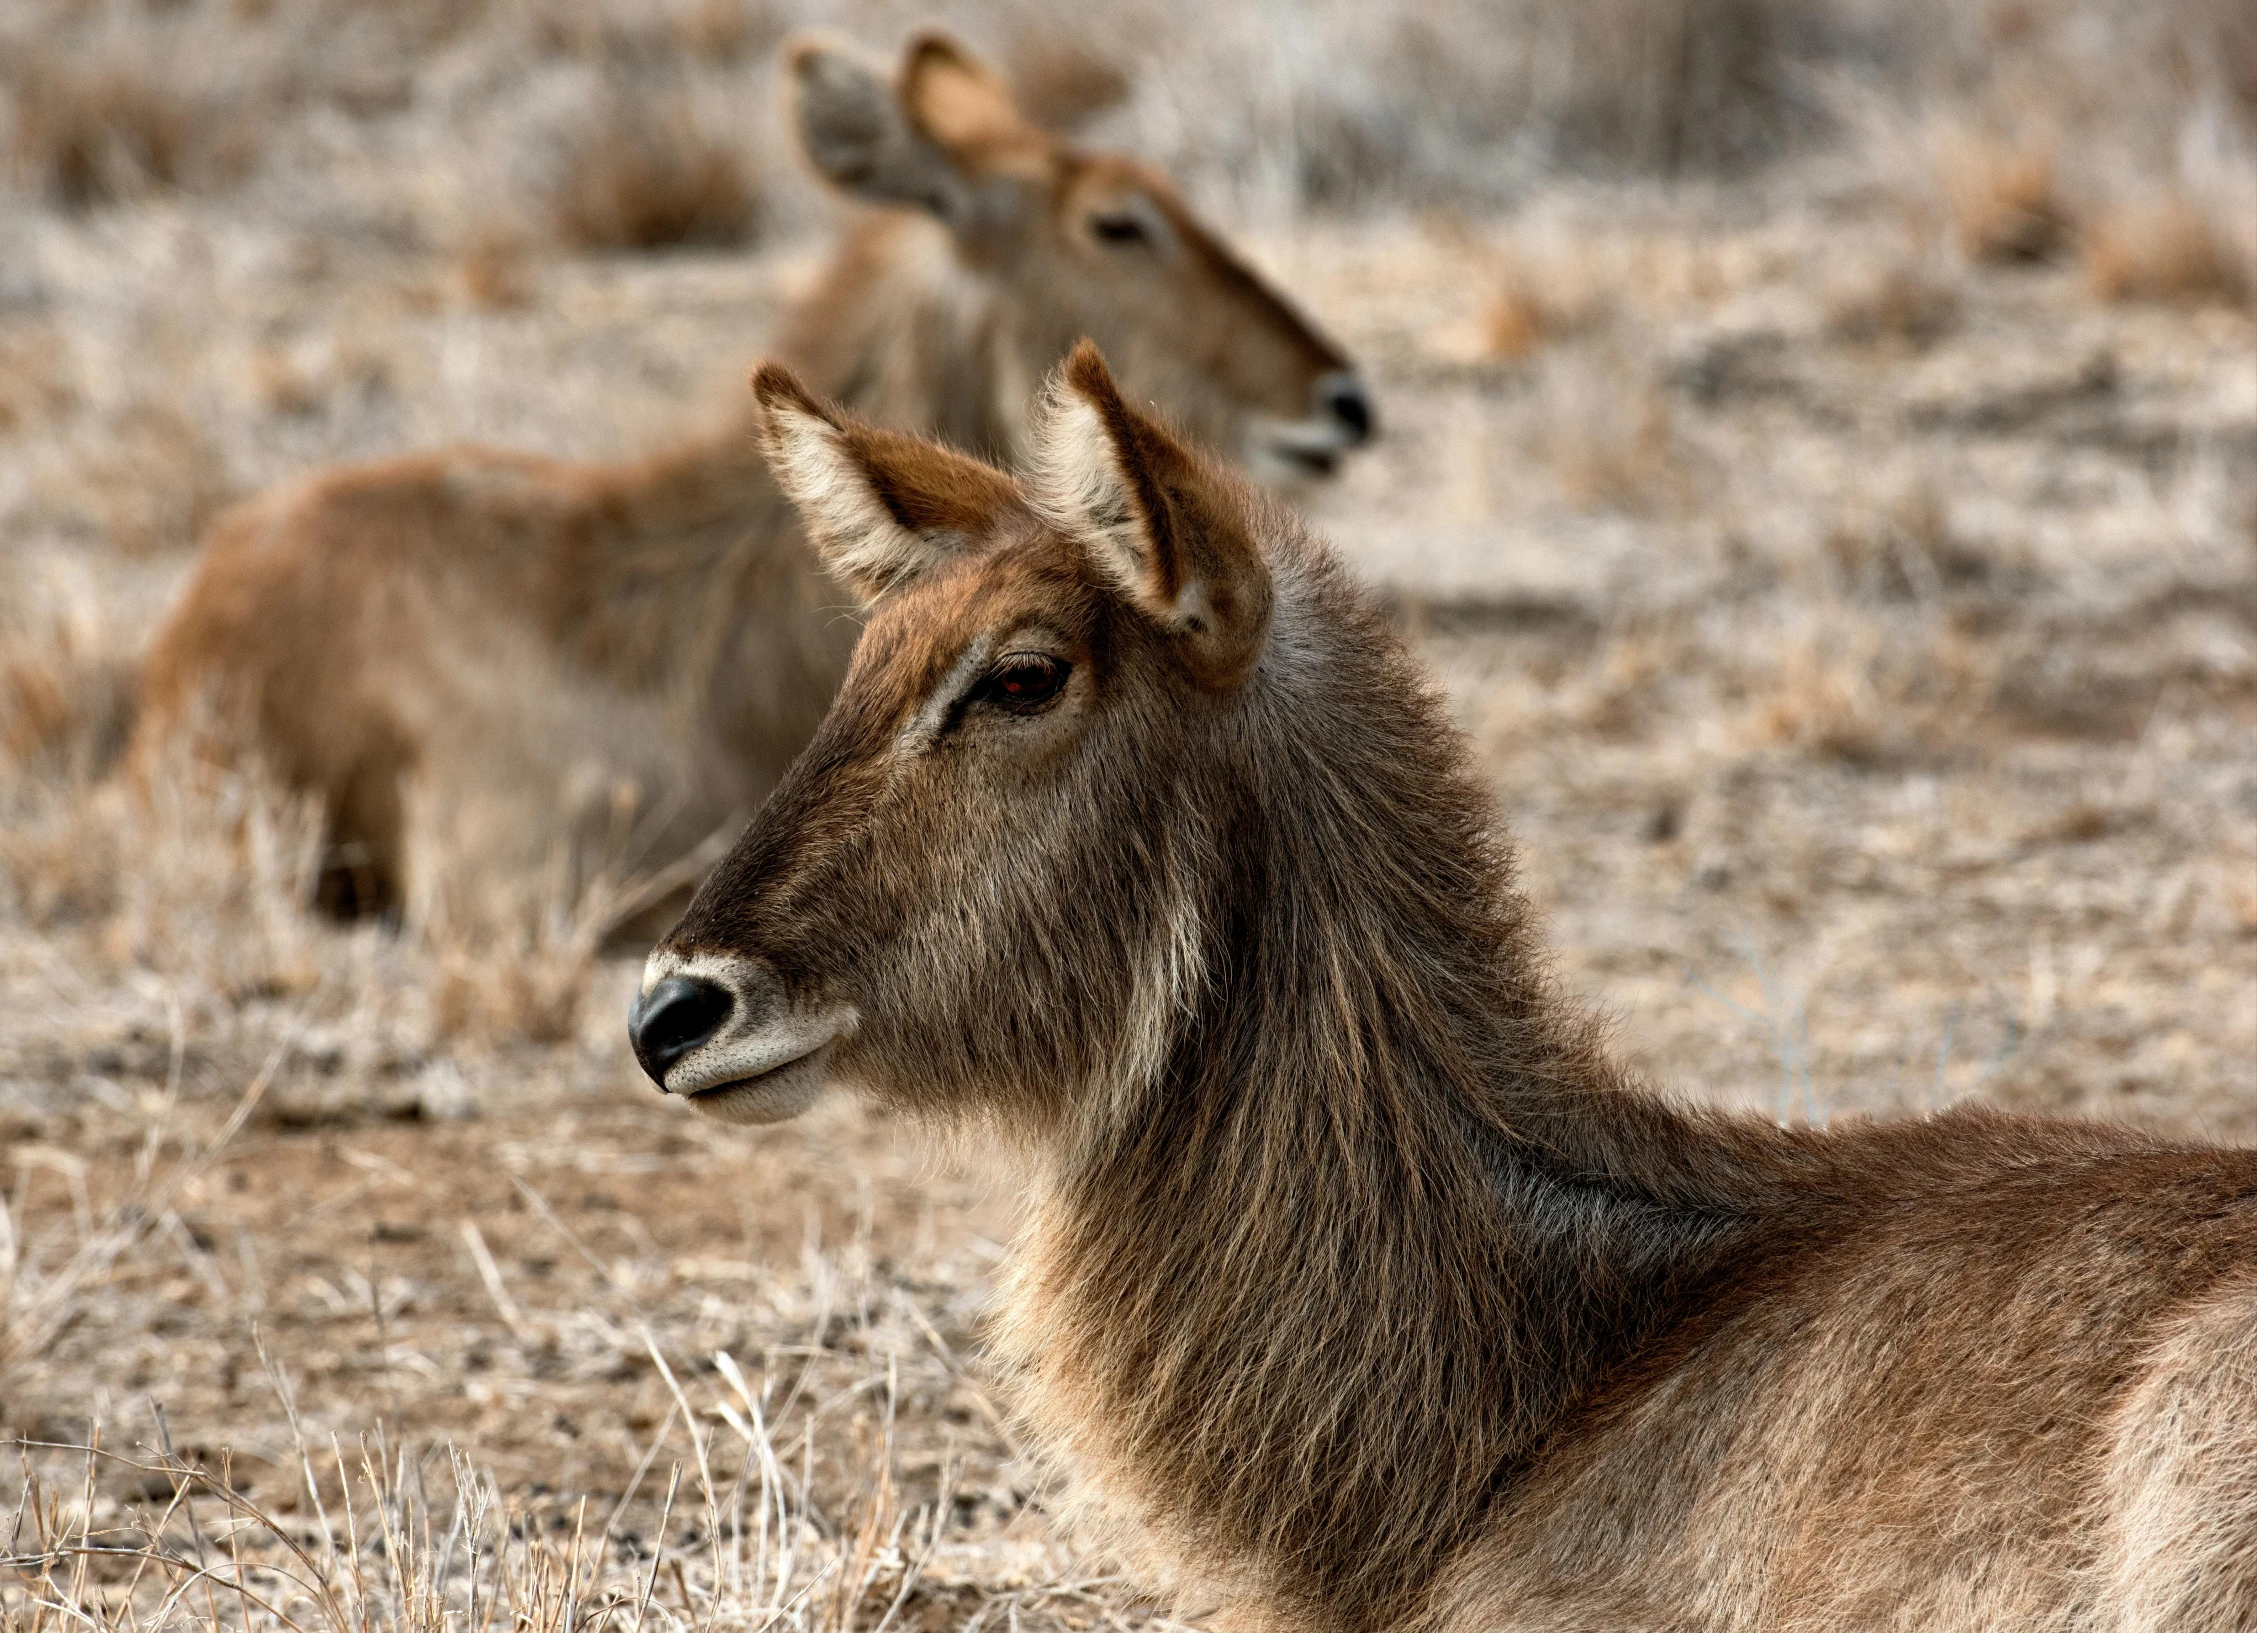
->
1089, 212, 1148, 246
976, 654, 1071, 713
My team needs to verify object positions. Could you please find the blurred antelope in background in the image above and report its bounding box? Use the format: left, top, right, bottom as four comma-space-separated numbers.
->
627, 346, 2256, 1633
133, 31, 1370, 935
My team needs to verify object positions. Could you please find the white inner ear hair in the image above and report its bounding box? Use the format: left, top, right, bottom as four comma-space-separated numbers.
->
766, 406, 941, 599
1028, 389, 1163, 607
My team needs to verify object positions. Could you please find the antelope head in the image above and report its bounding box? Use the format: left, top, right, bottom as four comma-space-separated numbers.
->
629, 342, 1291, 1129
788, 32, 1373, 480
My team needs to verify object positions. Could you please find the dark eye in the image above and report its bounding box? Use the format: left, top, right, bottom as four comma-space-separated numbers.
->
1089, 212, 1148, 246
973, 653, 1071, 714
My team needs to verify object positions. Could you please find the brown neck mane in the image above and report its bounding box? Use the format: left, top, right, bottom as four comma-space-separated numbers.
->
1018, 550, 1842, 1625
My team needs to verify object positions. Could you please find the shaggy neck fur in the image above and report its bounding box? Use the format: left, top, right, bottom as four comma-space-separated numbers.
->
995, 547, 1842, 1629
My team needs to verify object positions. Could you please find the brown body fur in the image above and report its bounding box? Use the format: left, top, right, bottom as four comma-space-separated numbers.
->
133, 34, 1365, 930
630, 350, 2255, 1632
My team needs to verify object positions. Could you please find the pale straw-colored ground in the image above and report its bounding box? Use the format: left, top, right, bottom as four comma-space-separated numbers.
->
2, 1, 2252, 1626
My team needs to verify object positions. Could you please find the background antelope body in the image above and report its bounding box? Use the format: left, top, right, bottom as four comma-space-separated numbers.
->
130, 32, 1369, 936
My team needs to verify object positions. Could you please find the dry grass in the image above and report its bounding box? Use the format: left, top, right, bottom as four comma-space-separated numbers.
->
1824, 258, 1962, 349
1937, 134, 2068, 264
524, 0, 783, 67
242, 341, 393, 428
0, 560, 137, 927
1, 2, 2252, 1622
0, 590, 132, 791
1817, 480, 1989, 602
1482, 250, 1611, 362
457, 229, 541, 312
0, 332, 75, 438
2084, 192, 2254, 306
0, 1432, 997, 1633
0, 1078, 1131, 1630
430, 912, 605, 1049
1738, 610, 1991, 766
1484, 280, 1555, 362
1538, 351, 1686, 514
38, 401, 239, 560
1530, 0, 1792, 174
669, 0, 779, 64
6, 54, 255, 210
1006, 35, 1134, 135
549, 91, 759, 254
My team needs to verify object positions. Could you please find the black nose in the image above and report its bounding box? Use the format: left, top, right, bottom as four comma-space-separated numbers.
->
1324, 378, 1374, 444
628, 975, 733, 1088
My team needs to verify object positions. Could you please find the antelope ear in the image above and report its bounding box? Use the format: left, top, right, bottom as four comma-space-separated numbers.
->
785, 34, 966, 219
751, 364, 1022, 604
898, 32, 1028, 154
1030, 342, 1274, 689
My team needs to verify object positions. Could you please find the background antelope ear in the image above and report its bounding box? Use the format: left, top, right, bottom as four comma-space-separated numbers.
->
1031, 343, 1274, 690
785, 35, 966, 220
898, 33, 1028, 153
752, 364, 1023, 604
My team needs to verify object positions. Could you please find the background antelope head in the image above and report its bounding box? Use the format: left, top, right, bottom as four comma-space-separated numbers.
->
628, 343, 1307, 1129
785, 33, 1373, 481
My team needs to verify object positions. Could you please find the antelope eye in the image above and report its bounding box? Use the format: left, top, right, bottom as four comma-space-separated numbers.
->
973, 653, 1071, 714
1089, 211, 1148, 246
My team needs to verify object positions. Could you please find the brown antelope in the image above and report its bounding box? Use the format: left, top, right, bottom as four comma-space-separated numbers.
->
132, 32, 1369, 931
627, 345, 2257, 1632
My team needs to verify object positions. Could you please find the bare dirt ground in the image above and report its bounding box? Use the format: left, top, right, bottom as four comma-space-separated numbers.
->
2, 1, 2253, 1627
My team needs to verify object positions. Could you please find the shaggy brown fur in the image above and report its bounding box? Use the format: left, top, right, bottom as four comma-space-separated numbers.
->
630, 346, 2256, 1632
132, 33, 1366, 933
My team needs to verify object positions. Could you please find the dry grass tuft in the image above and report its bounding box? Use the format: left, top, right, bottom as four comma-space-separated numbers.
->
1819, 481, 1999, 602
524, 0, 779, 66
1740, 609, 1994, 766
433, 921, 600, 1047
2084, 192, 2253, 307
1939, 135, 2068, 264
113, 745, 333, 1008
0, 1078, 1125, 1629
72, 400, 235, 558
1825, 258, 1961, 349
457, 226, 540, 311
1537, 0, 1792, 174
1747, 624, 1904, 765
549, 92, 758, 253
246, 348, 324, 418
7, 51, 255, 209
1482, 245, 1610, 360
1540, 351, 1683, 513
0, 606, 132, 790
0, 566, 138, 929
0, 330, 77, 436
1485, 281, 1555, 361
243, 339, 394, 423
1008, 34, 1135, 134
1463, 220, 1745, 362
